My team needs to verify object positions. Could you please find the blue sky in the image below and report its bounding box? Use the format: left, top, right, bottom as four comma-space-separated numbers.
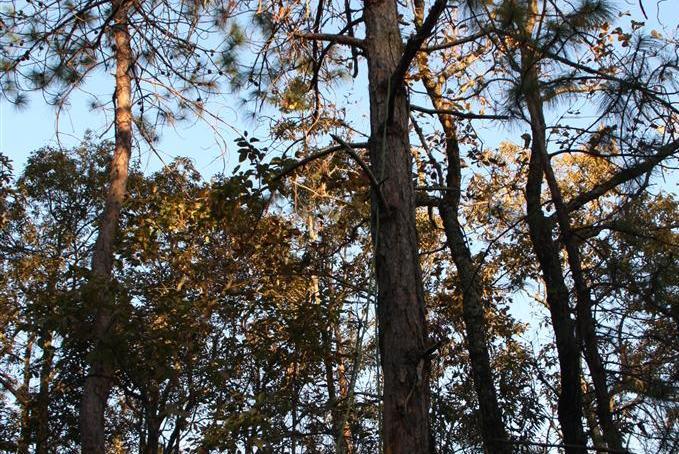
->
2, 1, 674, 178
0, 69, 259, 176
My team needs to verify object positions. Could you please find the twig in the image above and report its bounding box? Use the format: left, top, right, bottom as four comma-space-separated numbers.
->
411, 103, 509, 120
330, 134, 390, 211
272, 141, 369, 181
294, 32, 366, 49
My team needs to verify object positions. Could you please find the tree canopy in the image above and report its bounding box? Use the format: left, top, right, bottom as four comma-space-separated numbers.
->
1, 0, 677, 453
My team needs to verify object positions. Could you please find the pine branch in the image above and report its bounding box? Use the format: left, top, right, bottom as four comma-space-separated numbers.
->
294, 32, 366, 49
411, 103, 509, 120
565, 138, 679, 213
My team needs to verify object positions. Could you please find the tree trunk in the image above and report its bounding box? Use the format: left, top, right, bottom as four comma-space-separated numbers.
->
523, 71, 588, 453
517, 5, 588, 443
582, 380, 606, 449
412, 11, 510, 450
363, 1, 431, 452
17, 336, 34, 454
335, 327, 353, 454
35, 330, 54, 454
80, 2, 133, 452
145, 414, 161, 454
539, 144, 625, 452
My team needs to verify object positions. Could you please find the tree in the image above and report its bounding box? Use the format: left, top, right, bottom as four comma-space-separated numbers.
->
2, 0, 677, 452
251, 1, 449, 450
2, 1, 242, 450
410, 1, 511, 450
0, 139, 111, 452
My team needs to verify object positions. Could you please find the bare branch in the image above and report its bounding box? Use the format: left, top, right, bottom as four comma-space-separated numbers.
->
411, 103, 509, 120
273, 141, 370, 181
565, 138, 679, 213
330, 133, 389, 210
293, 32, 366, 50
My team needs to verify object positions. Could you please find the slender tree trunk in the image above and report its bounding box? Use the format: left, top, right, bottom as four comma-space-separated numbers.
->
517, 1, 624, 441
523, 66, 588, 452
439, 195, 511, 454
35, 330, 54, 454
363, 1, 431, 452
412, 11, 510, 450
335, 325, 353, 454
80, 2, 133, 452
518, 6, 588, 445
539, 149, 625, 452
582, 380, 606, 449
17, 336, 34, 454
322, 309, 353, 453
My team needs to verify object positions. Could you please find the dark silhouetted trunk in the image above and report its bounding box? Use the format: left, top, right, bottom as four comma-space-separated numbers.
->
540, 142, 625, 452
523, 63, 588, 453
518, 5, 588, 447
145, 413, 161, 454
412, 8, 510, 449
363, 0, 431, 451
80, 1, 133, 452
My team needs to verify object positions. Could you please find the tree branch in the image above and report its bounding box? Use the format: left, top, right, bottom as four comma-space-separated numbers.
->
565, 138, 679, 213
273, 141, 370, 181
424, 31, 488, 52
294, 32, 366, 50
411, 103, 509, 120
387, 0, 449, 121
392, 0, 448, 87
330, 133, 389, 210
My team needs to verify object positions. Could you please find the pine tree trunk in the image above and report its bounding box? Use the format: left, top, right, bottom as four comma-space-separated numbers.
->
539, 152, 625, 452
80, 2, 133, 452
35, 330, 54, 454
363, 1, 431, 452
524, 86, 588, 453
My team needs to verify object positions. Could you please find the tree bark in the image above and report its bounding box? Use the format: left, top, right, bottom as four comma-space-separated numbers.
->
363, 1, 431, 452
412, 14, 510, 450
80, 2, 133, 452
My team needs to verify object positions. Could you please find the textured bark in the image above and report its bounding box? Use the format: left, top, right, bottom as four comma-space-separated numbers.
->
363, 1, 431, 452
412, 12, 510, 450
80, 2, 133, 452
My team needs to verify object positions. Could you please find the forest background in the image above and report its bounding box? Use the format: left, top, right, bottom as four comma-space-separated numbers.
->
0, 0, 677, 453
